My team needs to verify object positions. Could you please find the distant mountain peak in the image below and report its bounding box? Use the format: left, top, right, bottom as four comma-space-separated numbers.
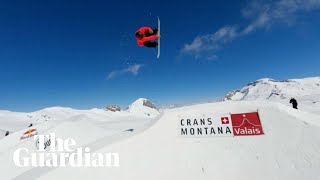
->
224, 77, 320, 114
127, 98, 159, 117
128, 98, 157, 110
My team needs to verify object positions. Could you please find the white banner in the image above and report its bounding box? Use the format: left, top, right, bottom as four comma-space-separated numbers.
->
178, 114, 234, 137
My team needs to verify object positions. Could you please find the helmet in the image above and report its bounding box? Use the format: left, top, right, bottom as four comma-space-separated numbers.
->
135, 32, 143, 39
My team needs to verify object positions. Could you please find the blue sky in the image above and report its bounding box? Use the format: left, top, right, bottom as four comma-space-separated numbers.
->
0, 0, 320, 112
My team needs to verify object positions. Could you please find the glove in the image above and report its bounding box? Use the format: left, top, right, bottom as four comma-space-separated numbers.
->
157, 34, 160, 38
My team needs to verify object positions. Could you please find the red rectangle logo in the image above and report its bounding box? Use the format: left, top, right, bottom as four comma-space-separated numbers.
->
231, 112, 264, 136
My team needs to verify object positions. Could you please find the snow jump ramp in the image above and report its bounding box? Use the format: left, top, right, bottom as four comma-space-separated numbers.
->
2, 101, 320, 180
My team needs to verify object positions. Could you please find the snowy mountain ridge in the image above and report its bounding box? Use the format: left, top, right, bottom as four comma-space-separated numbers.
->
0, 98, 159, 133
224, 77, 320, 114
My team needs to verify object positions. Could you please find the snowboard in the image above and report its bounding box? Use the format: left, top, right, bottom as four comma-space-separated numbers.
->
157, 16, 160, 59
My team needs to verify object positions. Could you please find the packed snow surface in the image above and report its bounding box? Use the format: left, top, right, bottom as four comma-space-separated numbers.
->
0, 100, 319, 180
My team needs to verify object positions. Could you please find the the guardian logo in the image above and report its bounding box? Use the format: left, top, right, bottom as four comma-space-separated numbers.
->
13, 133, 120, 167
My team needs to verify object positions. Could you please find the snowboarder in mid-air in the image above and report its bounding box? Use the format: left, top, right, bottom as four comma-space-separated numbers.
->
135, 26, 160, 48
290, 98, 298, 109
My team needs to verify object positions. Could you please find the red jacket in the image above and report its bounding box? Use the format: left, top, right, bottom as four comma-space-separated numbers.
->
135, 27, 158, 46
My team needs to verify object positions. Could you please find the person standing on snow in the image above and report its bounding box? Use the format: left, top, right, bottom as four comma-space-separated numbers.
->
135, 27, 160, 48
290, 98, 298, 109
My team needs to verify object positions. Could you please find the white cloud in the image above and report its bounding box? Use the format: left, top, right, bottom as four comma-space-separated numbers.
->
126, 64, 142, 75
242, 0, 320, 33
181, 26, 239, 56
107, 64, 144, 80
181, 0, 320, 59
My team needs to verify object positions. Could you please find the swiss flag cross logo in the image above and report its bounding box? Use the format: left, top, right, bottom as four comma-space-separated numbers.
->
221, 117, 229, 124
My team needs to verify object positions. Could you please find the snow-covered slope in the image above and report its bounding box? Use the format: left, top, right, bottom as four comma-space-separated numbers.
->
1, 100, 320, 180
0, 98, 160, 137
224, 77, 320, 114
1, 84, 320, 179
